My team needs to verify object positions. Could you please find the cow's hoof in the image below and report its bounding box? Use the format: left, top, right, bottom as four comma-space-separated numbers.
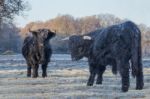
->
42, 75, 47, 78
96, 79, 102, 84
27, 74, 31, 77
96, 81, 102, 85
42, 74, 47, 78
136, 85, 143, 90
32, 75, 38, 78
87, 83, 93, 86
122, 86, 128, 92
32, 76, 37, 78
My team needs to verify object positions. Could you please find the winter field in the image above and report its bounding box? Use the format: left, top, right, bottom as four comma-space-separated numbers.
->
0, 54, 150, 99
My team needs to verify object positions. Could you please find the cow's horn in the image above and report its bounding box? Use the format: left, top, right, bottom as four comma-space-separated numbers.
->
28, 28, 34, 33
83, 36, 92, 40
62, 37, 69, 40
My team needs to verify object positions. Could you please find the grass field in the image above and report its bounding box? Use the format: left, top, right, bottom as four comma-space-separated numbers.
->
0, 54, 150, 99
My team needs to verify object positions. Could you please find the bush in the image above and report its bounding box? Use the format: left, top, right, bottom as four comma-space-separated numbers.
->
1, 50, 16, 55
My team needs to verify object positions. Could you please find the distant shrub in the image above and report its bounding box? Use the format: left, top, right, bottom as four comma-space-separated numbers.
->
2, 50, 16, 55
51, 35, 69, 53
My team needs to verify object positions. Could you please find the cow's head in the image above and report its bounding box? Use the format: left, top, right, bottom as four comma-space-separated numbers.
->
30, 29, 56, 44
68, 35, 93, 61
29, 29, 56, 63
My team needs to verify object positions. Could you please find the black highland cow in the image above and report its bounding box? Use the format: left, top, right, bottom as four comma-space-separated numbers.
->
22, 29, 56, 78
68, 21, 144, 92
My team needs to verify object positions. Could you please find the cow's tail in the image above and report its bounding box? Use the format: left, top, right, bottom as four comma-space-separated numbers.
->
130, 24, 143, 78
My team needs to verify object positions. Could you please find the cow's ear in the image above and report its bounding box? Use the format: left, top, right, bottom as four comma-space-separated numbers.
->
83, 36, 92, 40
48, 31, 56, 38
28, 28, 37, 36
28, 29, 37, 37
31, 31, 38, 37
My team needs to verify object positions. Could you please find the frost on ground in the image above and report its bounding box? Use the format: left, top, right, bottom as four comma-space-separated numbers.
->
0, 54, 150, 99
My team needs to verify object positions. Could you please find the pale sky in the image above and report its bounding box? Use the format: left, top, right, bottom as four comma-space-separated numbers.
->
15, 0, 150, 27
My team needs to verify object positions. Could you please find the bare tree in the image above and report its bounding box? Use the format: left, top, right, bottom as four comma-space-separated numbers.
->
20, 14, 150, 55
0, 0, 28, 53
0, 0, 28, 20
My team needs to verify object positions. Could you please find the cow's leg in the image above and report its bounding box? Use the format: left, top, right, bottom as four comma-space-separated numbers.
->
42, 62, 48, 78
96, 66, 106, 84
87, 63, 96, 86
112, 62, 117, 75
26, 60, 32, 77
136, 67, 144, 90
118, 61, 130, 92
32, 64, 39, 78
27, 65, 32, 77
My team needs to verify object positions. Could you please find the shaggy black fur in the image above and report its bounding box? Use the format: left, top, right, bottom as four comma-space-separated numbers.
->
68, 21, 144, 92
22, 29, 56, 78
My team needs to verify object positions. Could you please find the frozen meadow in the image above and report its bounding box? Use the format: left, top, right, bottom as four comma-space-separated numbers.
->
0, 54, 150, 99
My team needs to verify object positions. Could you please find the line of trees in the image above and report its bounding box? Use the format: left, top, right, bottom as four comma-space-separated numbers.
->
0, 23, 21, 52
0, 0, 28, 54
0, 13, 150, 57
20, 14, 123, 53
20, 14, 150, 57
21, 14, 121, 36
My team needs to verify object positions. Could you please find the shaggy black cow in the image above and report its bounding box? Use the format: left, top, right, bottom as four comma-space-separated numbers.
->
22, 29, 56, 78
68, 21, 144, 92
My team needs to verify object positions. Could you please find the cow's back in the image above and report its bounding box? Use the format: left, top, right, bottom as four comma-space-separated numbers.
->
92, 21, 139, 64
